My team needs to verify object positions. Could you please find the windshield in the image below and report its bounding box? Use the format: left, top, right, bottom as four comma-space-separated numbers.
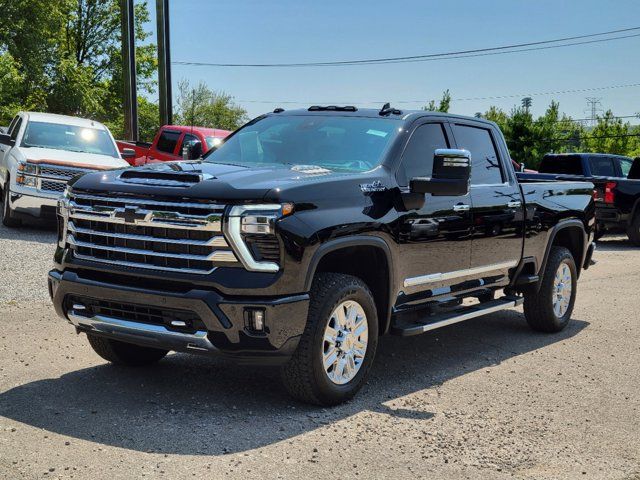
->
205, 136, 224, 150
21, 121, 118, 157
203, 115, 400, 172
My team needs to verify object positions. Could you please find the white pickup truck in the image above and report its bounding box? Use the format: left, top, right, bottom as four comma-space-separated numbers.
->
0, 112, 130, 227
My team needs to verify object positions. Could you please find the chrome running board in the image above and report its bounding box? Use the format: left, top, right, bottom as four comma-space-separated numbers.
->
390, 296, 524, 336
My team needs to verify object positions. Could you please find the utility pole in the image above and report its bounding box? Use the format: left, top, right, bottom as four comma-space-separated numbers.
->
585, 97, 603, 127
521, 97, 532, 113
120, 0, 138, 141
156, 0, 173, 126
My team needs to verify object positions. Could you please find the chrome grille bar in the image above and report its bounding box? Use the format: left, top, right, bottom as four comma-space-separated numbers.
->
66, 193, 237, 273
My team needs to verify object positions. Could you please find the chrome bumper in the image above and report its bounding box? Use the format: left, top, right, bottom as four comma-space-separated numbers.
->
67, 310, 219, 354
9, 189, 59, 217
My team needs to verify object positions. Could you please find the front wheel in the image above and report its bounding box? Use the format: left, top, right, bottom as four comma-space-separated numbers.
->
523, 246, 577, 333
1, 182, 21, 228
281, 273, 378, 406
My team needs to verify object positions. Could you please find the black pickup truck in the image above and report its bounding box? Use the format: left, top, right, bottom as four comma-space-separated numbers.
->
520, 153, 640, 244
49, 107, 596, 405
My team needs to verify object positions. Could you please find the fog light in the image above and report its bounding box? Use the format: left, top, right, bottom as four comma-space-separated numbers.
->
245, 308, 266, 332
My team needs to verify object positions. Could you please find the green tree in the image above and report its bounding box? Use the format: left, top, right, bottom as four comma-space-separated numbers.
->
175, 80, 248, 130
581, 110, 634, 156
423, 90, 451, 113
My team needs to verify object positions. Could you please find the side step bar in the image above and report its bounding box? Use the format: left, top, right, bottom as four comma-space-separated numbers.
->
390, 296, 524, 337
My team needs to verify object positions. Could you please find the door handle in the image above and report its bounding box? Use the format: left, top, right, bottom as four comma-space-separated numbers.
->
507, 201, 522, 208
453, 204, 470, 212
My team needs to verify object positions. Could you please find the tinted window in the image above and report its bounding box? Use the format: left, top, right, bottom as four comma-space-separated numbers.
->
618, 158, 633, 177
181, 133, 199, 147
156, 130, 181, 153
452, 125, 503, 185
539, 155, 584, 174
7, 115, 18, 135
205, 115, 400, 173
10, 117, 22, 140
398, 123, 449, 186
21, 121, 117, 156
589, 157, 616, 177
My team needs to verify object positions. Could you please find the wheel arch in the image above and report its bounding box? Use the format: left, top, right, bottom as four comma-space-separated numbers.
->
539, 219, 587, 281
305, 236, 395, 335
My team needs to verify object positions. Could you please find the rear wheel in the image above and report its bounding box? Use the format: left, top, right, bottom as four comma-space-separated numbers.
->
281, 273, 378, 406
523, 246, 577, 333
1, 181, 21, 228
87, 334, 169, 366
626, 215, 640, 246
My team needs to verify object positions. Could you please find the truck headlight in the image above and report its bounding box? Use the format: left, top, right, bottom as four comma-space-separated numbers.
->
224, 203, 293, 272
17, 161, 38, 175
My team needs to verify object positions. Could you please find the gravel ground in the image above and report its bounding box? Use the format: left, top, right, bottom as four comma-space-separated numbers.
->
0, 224, 639, 479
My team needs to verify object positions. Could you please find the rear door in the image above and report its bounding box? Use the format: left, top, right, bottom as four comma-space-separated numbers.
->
393, 120, 473, 305
451, 122, 523, 286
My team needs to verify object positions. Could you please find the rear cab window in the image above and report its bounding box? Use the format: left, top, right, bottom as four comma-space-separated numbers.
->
451, 124, 504, 185
539, 155, 585, 175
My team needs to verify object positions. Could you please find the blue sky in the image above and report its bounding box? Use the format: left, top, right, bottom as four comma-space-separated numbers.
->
143, 0, 640, 121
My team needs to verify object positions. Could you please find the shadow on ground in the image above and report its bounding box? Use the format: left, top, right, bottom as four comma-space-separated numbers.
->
0, 220, 56, 244
0, 311, 588, 456
595, 236, 637, 252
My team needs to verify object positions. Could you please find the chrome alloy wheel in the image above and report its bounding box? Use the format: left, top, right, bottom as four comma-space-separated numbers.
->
322, 300, 369, 385
552, 262, 573, 317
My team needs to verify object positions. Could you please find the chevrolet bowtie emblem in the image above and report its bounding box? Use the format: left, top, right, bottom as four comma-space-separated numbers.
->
112, 206, 151, 224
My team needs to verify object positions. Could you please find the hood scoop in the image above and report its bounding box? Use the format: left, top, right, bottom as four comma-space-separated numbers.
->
119, 169, 213, 187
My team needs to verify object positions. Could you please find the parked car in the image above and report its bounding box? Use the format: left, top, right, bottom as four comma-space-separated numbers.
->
116, 125, 232, 166
518, 153, 640, 243
49, 106, 595, 405
0, 112, 130, 227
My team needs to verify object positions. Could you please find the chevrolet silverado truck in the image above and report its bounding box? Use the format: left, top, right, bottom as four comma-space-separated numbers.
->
116, 125, 232, 166
0, 112, 130, 226
519, 153, 640, 244
49, 106, 596, 405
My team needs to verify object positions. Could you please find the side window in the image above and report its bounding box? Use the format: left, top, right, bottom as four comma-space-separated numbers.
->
7, 115, 18, 135
619, 158, 634, 177
589, 157, 616, 177
10, 117, 23, 141
452, 124, 503, 185
398, 123, 449, 186
155, 130, 181, 154
181, 133, 199, 148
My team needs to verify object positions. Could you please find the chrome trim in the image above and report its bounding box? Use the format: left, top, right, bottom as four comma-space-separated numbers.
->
416, 298, 522, 333
67, 311, 218, 353
67, 221, 228, 247
68, 234, 237, 263
225, 205, 281, 273
72, 252, 221, 274
403, 260, 519, 288
452, 204, 470, 212
71, 193, 225, 210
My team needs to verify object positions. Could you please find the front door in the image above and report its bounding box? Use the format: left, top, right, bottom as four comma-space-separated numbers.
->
450, 122, 524, 286
392, 121, 473, 308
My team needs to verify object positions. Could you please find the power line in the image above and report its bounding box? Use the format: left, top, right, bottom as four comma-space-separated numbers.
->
173, 26, 640, 68
232, 82, 640, 107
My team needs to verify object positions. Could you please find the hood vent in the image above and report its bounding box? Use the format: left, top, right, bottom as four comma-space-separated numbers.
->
119, 169, 207, 186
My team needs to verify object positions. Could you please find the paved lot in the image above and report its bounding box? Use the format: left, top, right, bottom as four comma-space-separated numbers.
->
0, 222, 639, 479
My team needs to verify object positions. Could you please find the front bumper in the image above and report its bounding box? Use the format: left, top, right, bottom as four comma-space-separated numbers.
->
48, 269, 309, 365
9, 188, 59, 219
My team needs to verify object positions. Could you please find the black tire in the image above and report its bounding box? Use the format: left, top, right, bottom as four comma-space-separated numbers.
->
1, 181, 21, 228
87, 334, 169, 366
626, 215, 640, 246
523, 246, 577, 333
281, 273, 379, 406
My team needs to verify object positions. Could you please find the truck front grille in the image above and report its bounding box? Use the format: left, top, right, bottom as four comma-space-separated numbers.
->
37, 163, 96, 193
66, 193, 238, 274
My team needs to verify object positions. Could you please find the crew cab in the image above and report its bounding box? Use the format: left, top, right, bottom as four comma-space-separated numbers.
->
520, 153, 640, 244
0, 112, 130, 227
116, 125, 232, 166
49, 106, 596, 405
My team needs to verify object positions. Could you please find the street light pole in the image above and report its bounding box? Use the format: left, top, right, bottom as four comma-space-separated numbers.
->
120, 0, 138, 141
157, 0, 173, 127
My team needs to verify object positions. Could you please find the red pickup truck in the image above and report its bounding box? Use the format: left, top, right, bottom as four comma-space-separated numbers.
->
117, 125, 231, 166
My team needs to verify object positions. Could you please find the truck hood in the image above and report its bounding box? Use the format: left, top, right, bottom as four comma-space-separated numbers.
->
21, 147, 128, 170
70, 160, 391, 203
